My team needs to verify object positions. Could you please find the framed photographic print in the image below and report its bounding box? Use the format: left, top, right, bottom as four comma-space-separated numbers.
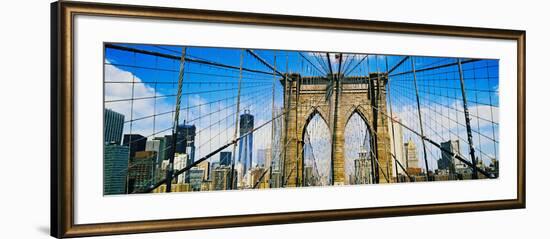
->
51, 1, 526, 238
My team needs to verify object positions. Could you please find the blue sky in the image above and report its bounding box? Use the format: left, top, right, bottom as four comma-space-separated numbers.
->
104, 43, 499, 177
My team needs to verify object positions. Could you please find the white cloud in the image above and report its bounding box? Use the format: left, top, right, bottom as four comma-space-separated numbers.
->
104, 63, 174, 138
395, 101, 499, 134
104, 63, 241, 162
391, 100, 499, 168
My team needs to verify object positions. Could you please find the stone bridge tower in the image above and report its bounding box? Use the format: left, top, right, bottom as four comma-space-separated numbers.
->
281, 73, 393, 187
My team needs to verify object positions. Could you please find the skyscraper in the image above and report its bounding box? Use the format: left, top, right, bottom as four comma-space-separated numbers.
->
212, 165, 236, 190
188, 168, 205, 191
438, 140, 456, 172
210, 161, 220, 178
104, 109, 124, 145
440, 140, 468, 174
145, 137, 166, 166
103, 144, 129, 195
238, 110, 254, 174
123, 134, 147, 157
197, 160, 210, 181
219, 151, 232, 166
354, 146, 372, 184
389, 116, 406, 176
404, 138, 419, 169
126, 151, 156, 193
172, 153, 188, 183
176, 124, 196, 156
177, 124, 196, 182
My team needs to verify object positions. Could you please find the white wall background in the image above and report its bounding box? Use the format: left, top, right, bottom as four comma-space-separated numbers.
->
0, 0, 547, 238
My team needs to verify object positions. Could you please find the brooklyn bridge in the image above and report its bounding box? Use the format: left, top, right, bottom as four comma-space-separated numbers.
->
102, 43, 500, 195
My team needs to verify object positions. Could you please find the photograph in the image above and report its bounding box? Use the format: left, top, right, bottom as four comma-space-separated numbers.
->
103, 43, 500, 195
1, 0, 538, 238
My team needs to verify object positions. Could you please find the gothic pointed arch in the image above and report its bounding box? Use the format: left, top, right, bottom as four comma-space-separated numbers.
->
300, 108, 332, 187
